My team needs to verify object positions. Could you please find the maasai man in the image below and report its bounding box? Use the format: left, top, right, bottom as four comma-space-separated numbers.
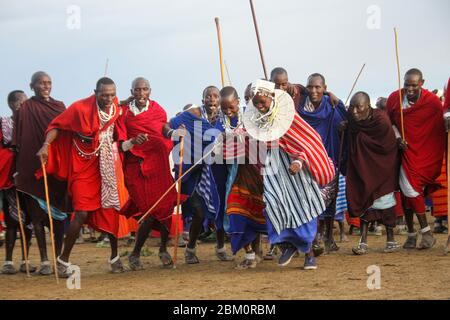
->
270, 68, 307, 108
244, 80, 335, 270
270, 67, 341, 109
13, 72, 69, 275
164, 103, 231, 263
297, 73, 347, 253
387, 68, 448, 249
217, 86, 266, 269
202, 86, 221, 124
1, 90, 37, 274
346, 92, 400, 254
37, 77, 124, 276
115, 77, 178, 269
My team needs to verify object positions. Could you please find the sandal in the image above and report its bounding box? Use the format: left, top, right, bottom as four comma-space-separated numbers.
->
109, 255, 125, 273
128, 254, 144, 271
185, 247, 200, 264
352, 242, 369, 255
384, 241, 400, 253
159, 251, 174, 268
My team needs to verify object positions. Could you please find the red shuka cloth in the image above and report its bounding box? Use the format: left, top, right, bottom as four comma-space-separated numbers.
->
115, 101, 179, 229
42, 95, 121, 236
0, 128, 14, 190
387, 89, 445, 195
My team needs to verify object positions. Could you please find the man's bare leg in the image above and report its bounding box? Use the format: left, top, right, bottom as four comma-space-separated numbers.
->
416, 213, 435, 249
59, 211, 88, 262
128, 217, 153, 271
403, 208, 417, 249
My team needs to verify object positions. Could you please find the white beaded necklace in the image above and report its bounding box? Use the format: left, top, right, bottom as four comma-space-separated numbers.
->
73, 102, 116, 158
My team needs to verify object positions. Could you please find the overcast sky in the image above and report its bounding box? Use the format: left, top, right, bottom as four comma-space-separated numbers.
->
0, 0, 449, 117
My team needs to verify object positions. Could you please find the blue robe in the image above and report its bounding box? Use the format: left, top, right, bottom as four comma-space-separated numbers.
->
169, 111, 220, 221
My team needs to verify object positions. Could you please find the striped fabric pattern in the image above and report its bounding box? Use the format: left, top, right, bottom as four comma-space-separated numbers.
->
278, 113, 335, 187
336, 174, 348, 214
263, 148, 325, 234
195, 164, 218, 216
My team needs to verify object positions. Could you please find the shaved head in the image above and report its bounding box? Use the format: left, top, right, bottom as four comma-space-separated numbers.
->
131, 77, 150, 90
270, 67, 288, 81
405, 68, 423, 81
220, 86, 239, 100
350, 91, 371, 106
307, 73, 326, 86
31, 71, 51, 85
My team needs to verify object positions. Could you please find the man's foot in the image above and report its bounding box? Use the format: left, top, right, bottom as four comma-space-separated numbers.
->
395, 224, 408, 235
433, 224, 448, 234
75, 234, 84, 244
96, 238, 111, 248
368, 225, 383, 236
352, 242, 369, 255
235, 258, 257, 270
109, 256, 125, 273
312, 244, 324, 257
278, 244, 297, 267
56, 257, 72, 279
38, 261, 53, 276
177, 236, 186, 248
19, 261, 37, 273
324, 240, 339, 253
215, 247, 233, 262
339, 233, 349, 243
263, 246, 277, 260
128, 254, 144, 271
159, 251, 174, 268
1, 262, 17, 274
303, 255, 318, 270
403, 234, 417, 249
185, 247, 199, 264
417, 232, 436, 250
383, 241, 401, 253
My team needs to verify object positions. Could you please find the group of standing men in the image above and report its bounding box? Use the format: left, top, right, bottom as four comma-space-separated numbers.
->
0, 68, 449, 276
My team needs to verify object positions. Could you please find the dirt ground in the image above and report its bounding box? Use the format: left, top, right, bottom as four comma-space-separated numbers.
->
1, 227, 449, 300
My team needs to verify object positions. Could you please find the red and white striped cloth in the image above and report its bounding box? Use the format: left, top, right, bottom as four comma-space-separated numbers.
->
221, 114, 334, 186
278, 113, 335, 187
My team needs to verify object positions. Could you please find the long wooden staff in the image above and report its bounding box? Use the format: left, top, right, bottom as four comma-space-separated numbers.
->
446, 131, 450, 255
15, 190, 30, 277
172, 136, 185, 268
104, 58, 109, 77
214, 18, 226, 88
394, 28, 406, 141
137, 141, 221, 224
225, 60, 232, 86
40, 156, 59, 284
249, 0, 268, 79
344, 63, 366, 107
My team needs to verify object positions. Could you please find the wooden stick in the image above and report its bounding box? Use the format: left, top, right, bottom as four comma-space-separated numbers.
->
249, 0, 268, 80
40, 157, 59, 284
137, 141, 221, 224
344, 63, 366, 106
104, 58, 109, 77
214, 18, 226, 88
446, 131, 450, 255
172, 136, 185, 267
224, 60, 232, 86
394, 28, 405, 141
15, 190, 30, 277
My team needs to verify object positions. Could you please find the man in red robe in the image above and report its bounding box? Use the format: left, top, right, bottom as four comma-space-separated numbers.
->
387, 68, 447, 249
13, 72, 70, 275
37, 77, 124, 277
115, 77, 178, 269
